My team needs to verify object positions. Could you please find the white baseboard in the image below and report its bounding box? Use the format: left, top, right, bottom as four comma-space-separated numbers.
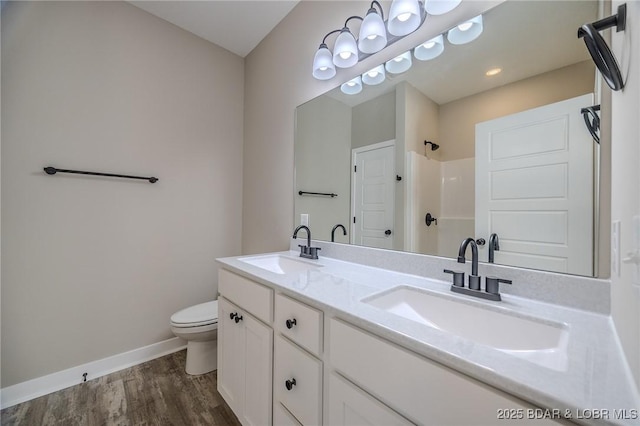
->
0, 337, 186, 409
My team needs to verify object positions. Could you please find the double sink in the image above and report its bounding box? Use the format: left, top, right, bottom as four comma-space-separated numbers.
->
237, 254, 569, 372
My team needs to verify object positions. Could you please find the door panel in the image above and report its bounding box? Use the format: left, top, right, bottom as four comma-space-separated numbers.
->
352, 141, 395, 250
476, 94, 594, 275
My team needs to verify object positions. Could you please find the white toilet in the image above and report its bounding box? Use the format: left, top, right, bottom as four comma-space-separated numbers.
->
170, 300, 219, 375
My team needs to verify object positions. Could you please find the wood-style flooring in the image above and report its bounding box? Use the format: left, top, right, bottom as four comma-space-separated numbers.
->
0, 350, 241, 426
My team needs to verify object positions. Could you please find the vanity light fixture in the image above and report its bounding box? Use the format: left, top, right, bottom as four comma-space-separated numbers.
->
424, 0, 461, 16
358, 1, 387, 54
312, 29, 340, 80
447, 14, 483, 45
485, 67, 502, 76
385, 51, 412, 74
388, 0, 422, 36
341, 76, 363, 95
333, 16, 363, 68
414, 34, 444, 61
362, 65, 386, 85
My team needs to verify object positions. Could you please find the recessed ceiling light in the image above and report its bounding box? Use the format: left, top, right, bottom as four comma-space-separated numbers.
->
486, 67, 502, 76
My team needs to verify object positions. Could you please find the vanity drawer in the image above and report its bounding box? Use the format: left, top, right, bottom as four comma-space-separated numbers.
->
218, 269, 273, 324
329, 318, 562, 425
275, 293, 323, 356
274, 335, 322, 425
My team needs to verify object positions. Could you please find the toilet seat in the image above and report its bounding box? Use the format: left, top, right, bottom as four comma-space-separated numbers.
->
170, 300, 218, 328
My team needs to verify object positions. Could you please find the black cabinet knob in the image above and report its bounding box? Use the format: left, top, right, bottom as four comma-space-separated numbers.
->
234, 314, 243, 323
385, 229, 392, 235
286, 318, 297, 329
285, 378, 297, 391
229, 312, 237, 320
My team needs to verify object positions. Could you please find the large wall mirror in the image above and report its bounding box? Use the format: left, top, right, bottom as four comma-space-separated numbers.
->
295, 0, 606, 277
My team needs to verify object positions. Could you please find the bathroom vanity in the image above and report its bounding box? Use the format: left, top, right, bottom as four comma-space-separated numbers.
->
216, 243, 640, 426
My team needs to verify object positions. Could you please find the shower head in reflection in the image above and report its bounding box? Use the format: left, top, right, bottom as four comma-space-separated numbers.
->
424, 141, 440, 151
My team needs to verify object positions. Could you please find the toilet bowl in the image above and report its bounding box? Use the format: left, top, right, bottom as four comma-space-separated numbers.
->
170, 300, 218, 375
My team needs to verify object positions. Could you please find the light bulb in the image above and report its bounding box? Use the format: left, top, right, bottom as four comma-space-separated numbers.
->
388, 0, 422, 36
414, 34, 444, 61
458, 21, 473, 31
312, 44, 336, 80
341, 76, 362, 95
339, 51, 352, 60
367, 34, 377, 40
362, 65, 385, 85
447, 15, 483, 45
386, 51, 412, 74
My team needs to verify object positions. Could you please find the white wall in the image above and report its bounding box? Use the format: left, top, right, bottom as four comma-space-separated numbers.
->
610, 0, 640, 388
438, 158, 475, 258
1, 1, 244, 387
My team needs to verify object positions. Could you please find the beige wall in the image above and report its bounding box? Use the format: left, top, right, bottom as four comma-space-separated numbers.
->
243, 0, 500, 255
402, 82, 440, 158
352, 91, 395, 149
295, 95, 351, 242
439, 60, 596, 161
610, 0, 640, 387
1, 1, 244, 387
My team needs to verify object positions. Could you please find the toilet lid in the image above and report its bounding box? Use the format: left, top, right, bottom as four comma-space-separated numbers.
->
171, 300, 218, 326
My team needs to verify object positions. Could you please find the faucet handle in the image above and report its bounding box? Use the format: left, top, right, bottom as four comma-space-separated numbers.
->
485, 276, 512, 295
444, 269, 465, 287
307, 246, 321, 260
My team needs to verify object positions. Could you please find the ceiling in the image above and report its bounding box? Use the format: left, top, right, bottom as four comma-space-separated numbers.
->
129, 1, 299, 57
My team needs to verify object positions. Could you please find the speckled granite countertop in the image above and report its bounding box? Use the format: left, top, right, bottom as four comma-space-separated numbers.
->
216, 251, 640, 426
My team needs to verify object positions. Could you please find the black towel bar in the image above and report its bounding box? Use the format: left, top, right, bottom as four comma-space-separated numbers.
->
298, 191, 337, 198
44, 167, 158, 183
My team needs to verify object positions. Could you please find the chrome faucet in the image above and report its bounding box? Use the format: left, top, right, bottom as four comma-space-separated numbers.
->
293, 225, 321, 259
488, 233, 500, 263
331, 224, 347, 242
443, 236, 512, 301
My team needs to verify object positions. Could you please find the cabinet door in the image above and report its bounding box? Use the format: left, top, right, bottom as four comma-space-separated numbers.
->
274, 335, 322, 426
274, 402, 302, 426
242, 313, 273, 426
218, 297, 245, 415
218, 297, 273, 426
328, 373, 414, 426
330, 319, 566, 425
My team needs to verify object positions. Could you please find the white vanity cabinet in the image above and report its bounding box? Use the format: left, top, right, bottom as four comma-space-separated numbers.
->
328, 372, 414, 426
328, 318, 566, 425
216, 263, 573, 426
273, 293, 324, 425
218, 270, 274, 426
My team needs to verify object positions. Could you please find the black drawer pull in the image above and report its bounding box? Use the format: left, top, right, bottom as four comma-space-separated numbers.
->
285, 378, 296, 391
229, 312, 237, 320
234, 314, 243, 323
286, 318, 297, 329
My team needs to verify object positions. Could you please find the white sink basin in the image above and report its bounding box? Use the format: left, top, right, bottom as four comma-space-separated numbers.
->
238, 254, 321, 275
362, 286, 569, 371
